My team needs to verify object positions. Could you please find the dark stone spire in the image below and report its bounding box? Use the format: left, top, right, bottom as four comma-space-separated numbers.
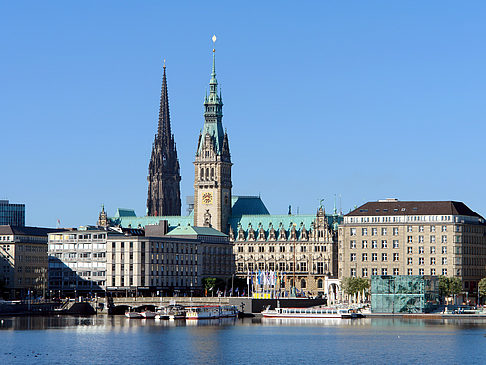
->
158, 64, 171, 143
147, 63, 181, 217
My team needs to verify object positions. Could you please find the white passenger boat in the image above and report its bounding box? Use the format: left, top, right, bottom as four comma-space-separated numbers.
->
186, 305, 239, 319
261, 306, 358, 319
140, 310, 157, 319
220, 305, 239, 318
125, 310, 143, 319
186, 306, 221, 320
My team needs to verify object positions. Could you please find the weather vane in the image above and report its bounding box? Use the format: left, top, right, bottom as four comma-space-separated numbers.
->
212, 34, 217, 52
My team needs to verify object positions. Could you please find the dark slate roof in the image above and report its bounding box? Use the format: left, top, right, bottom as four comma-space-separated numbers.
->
0, 225, 64, 236
231, 196, 270, 216
346, 201, 484, 219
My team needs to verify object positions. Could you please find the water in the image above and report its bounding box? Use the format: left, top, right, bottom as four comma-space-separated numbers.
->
1, 316, 486, 364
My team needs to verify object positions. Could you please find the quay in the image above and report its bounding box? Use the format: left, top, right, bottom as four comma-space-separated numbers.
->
98, 297, 327, 315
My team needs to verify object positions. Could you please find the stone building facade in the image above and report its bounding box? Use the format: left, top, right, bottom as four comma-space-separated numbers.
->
106, 224, 233, 295
0, 225, 61, 298
339, 199, 486, 294
231, 207, 340, 297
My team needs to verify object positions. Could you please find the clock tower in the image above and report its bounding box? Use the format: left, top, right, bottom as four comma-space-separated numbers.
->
193, 44, 232, 233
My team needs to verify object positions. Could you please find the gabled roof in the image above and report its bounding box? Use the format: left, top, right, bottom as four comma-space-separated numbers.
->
228, 213, 342, 242
231, 196, 270, 216
0, 225, 64, 236
347, 200, 484, 219
166, 225, 227, 237
113, 209, 137, 218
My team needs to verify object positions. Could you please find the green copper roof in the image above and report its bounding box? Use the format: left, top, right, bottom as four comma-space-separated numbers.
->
114, 208, 137, 218
110, 213, 193, 229
197, 49, 225, 156
166, 225, 227, 237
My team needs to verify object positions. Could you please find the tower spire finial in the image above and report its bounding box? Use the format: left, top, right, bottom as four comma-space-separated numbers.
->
211, 35, 217, 80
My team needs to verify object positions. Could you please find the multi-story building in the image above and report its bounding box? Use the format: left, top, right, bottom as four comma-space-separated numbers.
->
106, 223, 234, 296
0, 200, 25, 226
0, 225, 61, 298
339, 199, 486, 293
47, 227, 138, 296
231, 206, 339, 297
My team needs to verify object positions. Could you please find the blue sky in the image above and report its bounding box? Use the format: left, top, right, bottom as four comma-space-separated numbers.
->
1, 1, 485, 227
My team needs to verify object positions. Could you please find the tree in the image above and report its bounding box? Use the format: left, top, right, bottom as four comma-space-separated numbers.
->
202, 277, 216, 296
341, 277, 370, 296
438, 276, 449, 297
449, 277, 462, 296
478, 278, 486, 302
439, 276, 462, 300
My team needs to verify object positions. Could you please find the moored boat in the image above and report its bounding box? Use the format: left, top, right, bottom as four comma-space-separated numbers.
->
140, 310, 157, 319
220, 305, 239, 318
262, 306, 358, 319
186, 305, 239, 319
125, 310, 143, 319
186, 306, 221, 320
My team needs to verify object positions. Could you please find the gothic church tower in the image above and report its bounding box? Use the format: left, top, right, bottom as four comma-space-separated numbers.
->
193, 48, 232, 232
147, 64, 182, 216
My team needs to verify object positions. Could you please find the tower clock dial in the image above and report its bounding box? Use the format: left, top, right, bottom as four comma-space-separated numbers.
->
202, 192, 213, 204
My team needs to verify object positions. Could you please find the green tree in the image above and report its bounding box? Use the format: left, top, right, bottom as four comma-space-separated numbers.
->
202, 277, 216, 296
449, 277, 462, 296
341, 277, 370, 296
478, 278, 486, 305
439, 276, 462, 298
438, 276, 449, 297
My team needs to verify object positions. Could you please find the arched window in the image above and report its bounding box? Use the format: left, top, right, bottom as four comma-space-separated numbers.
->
301, 279, 306, 289
206, 168, 209, 179
200, 168, 204, 179
211, 168, 214, 178
317, 279, 323, 289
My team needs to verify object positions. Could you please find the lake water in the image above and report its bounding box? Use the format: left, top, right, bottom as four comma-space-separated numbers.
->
1, 315, 486, 364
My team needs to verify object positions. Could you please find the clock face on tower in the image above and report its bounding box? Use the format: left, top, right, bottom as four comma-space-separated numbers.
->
202, 192, 213, 204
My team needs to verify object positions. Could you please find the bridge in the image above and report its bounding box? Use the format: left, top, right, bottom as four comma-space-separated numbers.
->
97, 296, 327, 315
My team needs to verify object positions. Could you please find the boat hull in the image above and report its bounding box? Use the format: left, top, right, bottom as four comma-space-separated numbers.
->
125, 312, 143, 319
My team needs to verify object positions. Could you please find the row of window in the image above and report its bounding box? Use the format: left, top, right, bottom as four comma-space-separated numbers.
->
350, 253, 448, 264
351, 268, 448, 277
238, 245, 327, 253
350, 225, 448, 236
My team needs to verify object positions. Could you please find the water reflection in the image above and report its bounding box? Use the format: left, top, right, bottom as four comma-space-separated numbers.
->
0, 315, 239, 331
1, 315, 486, 364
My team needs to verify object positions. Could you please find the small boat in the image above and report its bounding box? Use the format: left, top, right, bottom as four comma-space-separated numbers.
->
262, 306, 358, 319
169, 310, 186, 320
140, 310, 157, 319
155, 307, 170, 320
125, 310, 143, 319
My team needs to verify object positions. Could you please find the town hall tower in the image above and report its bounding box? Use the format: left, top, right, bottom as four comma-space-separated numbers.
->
193, 48, 232, 232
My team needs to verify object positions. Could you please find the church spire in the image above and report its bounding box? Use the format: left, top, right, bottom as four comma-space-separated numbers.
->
158, 61, 171, 144
147, 61, 181, 217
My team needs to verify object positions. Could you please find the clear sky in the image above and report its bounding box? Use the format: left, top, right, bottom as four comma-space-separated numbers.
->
1, 1, 485, 228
